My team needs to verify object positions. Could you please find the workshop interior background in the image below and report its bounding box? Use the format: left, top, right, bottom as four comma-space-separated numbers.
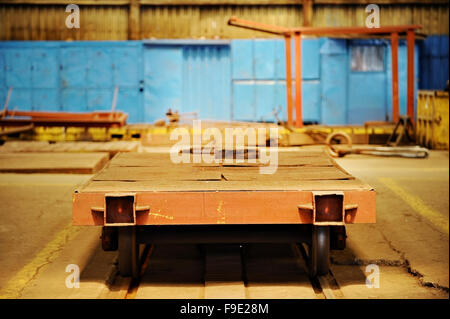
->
0, 1, 448, 124
0, 0, 449, 301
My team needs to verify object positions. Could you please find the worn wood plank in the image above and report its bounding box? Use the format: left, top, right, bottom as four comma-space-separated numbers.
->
93, 165, 223, 181
0, 152, 109, 174
81, 177, 371, 192
76, 148, 364, 190
0, 141, 139, 157
221, 166, 352, 181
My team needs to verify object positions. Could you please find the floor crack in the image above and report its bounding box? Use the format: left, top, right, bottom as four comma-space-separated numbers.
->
378, 227, 449, 293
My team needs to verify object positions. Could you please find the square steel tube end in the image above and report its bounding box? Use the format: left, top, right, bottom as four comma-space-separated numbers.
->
104, 193, 136, 226
313, 191, 344, 225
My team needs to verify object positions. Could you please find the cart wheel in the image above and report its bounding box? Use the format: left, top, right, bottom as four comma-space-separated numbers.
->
118, 226, 139, 278
309, 226, 330, 277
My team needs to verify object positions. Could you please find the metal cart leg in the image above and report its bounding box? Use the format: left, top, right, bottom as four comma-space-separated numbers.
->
309, 226, 330, 277
118, 226, 139, 278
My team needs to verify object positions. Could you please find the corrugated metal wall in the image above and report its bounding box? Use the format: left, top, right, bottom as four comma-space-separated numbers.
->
419, 35, 449, 90
0, 2, 448, 41
140, 5, 304, 39
314, 4, 449, 35
0, 41, 143, 122
0, 5, 129, 41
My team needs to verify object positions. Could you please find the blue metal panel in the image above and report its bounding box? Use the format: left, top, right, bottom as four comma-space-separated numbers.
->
8, 88, 32, 111
62, 88, 87, 111
33, 89, 60, 111
32, 48, 59, 89
144, 46, 183, 122
302, 81, 321, 123
182, 45, 231, 120
86, 47, 113, 89
301, 39, 320, 80
274, 39, 286, 80
319, 38, 347, 55
348, 40, 388, 124
61, 47, 87, 89
117, 88, 142, 123
0, 50, 5, 88
419, 36, 448, 90
397, 44, 408, 117
113, 47, 140, 87
232, 40, 253, 80
233, 83, 255, 121
5, 48, 32, 88
0, 51, 5, 108
321, 41, 347, 125
348, 72, 387, 123
254, 40, 276, 80
274, 82, 287, 120
255, 83, 275, 121
87, 88, 113, 111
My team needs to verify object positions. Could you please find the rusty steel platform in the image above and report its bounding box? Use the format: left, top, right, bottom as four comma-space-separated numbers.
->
72, 148, 376, 226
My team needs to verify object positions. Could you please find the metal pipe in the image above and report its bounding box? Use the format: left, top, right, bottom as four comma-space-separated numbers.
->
391, 32, 399, 123
284, 35, 294, 126
294, 32, 303, 128
227, 17, 421, 36
407, 29, 415, 122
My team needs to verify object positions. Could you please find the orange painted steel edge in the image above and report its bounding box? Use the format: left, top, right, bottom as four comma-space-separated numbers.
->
228, 17, 421, 36
284, 35, 294, 127
407, 29, 415, 122
391, 32, 399, 123
73, 189, 376, 226
294, 32, 303, 128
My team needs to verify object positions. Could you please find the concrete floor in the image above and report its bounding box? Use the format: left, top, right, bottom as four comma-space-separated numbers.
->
0, 147, 448, 299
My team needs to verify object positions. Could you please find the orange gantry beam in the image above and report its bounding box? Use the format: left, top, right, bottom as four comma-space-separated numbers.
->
228, 16, 422, 128
0, 110, 128, 127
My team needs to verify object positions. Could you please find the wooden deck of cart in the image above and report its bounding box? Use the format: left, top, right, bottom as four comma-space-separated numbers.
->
72, 147, 375, 277
73, 148, 375, 226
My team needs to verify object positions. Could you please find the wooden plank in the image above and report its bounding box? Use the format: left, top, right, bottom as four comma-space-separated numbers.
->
81, 177, 371, 192
108, 149, 333, 167
96, 150, 349, 182
93, 165, 223, 181
0, 141, 139, 157
221, 166, 352, 181
0, 152, 109, 174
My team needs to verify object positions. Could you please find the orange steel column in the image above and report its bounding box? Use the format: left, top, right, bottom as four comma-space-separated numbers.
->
284, 35, 294, 126
407, 29, 415, 122
391, 32, 399, 123
294, 32, 303, 128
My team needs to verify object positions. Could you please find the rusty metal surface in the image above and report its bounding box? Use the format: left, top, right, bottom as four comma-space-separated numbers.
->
417, 90, 449, 150
72, 148, 376, 226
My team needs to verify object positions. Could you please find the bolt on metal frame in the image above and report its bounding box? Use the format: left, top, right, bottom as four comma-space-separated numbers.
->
228, 17, 422, 128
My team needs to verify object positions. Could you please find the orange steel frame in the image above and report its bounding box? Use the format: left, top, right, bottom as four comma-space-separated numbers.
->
73, 189, 376, 226
0, 110, 128, 127
228, 17, 422, 128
